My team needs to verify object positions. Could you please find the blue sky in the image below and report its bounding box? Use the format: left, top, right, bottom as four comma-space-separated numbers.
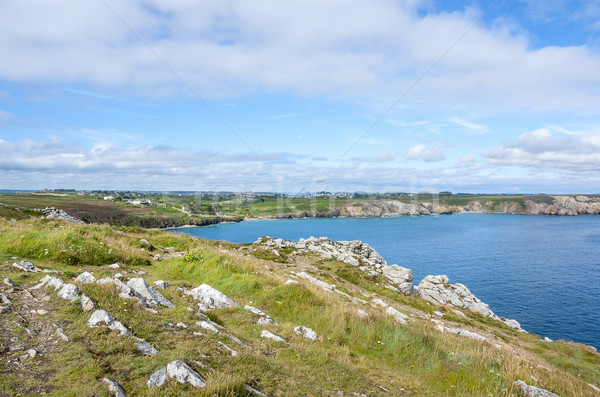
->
1, 0, 600, 193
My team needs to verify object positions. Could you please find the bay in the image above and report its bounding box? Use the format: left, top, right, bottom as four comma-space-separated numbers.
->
170, 214, 600, 349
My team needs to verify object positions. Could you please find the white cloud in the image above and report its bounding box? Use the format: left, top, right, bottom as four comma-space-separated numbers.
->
0, 0, 599, 113
456, 153, 475, 168
449, 117, 489, 134
405, 144, 445, 162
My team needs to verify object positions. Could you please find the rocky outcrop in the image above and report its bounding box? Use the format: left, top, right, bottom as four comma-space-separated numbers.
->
526, 195, 600, 215
12, 261, 41, 273
339, 200, 431, 217
147, 360, 205, 388
514, 380, 559, 396
185, 284, 237, 312
35, 207, 85, 224
418, 275, 522, 331
126, 278, 174, 308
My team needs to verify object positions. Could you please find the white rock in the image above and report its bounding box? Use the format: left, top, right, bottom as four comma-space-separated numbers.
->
126, 278, 174, 308
513, 380, 559, 397
433, 311, 445, 317
147, 368, 167, 387
185, 284, 236, 311
296, 272, 335, 292
371, 298, 388, 308
386, 306, 409, 325
294, 326, 318, 341
543, 337, 553, 342
166, 360, 206, 388
33, 275, 64, 291
111, 279, 147, 306
356, 309, 368, 318
284, 279, 298, 285
196, 320, 221, 333
261, 329, 287, 343
108, 263, 120, 269
153, 280, 170, 289
55, 327, 69, 342
245, 384, 268, 397
217, 341, 238, 356
74, 271, 96, 284
103, 378, 126, 397
88, 310, 131, 336
245, 305, 277, 325
80, 293, 96, 312
381, 265, 413, 295
3, 278, 17, 287
57, 283, 79, 302
12, 261, 40, 272
135, 339, 159, 356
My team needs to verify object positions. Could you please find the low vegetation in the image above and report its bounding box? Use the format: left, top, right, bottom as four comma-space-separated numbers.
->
0, 218, 599, 396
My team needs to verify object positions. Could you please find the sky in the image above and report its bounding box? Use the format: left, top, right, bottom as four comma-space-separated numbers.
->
1, 0, 600, 193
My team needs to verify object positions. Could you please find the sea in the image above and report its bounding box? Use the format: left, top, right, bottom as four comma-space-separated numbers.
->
169, 214, 600, 349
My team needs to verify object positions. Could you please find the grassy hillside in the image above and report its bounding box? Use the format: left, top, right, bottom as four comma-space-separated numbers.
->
0, 218, 598, 396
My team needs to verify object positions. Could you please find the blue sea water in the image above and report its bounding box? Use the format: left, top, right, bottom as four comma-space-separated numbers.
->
170, 214, 600, 349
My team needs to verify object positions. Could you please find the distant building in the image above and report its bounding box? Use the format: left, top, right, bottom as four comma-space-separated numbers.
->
130, 199, 151, 206
103, 196, 114, 201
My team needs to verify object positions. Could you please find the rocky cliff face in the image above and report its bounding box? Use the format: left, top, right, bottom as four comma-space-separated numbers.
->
525, 195, 600, 215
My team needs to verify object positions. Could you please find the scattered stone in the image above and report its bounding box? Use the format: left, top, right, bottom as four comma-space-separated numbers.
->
185, 284, 237, 311
102, 378, 126, 397
217, 341, 238, 356
111, 279, 147, 306
126, 278, 174, 308
371, 298, 388, 308
109, 263, 120, 269
135, 338, 159, 356
386, 307, 409, 325
356, 309, 368, 318
3, 278, 17, 288
245, 305, 277, 325
433, 311, 445, 317
514, 380, 559, 397
588, 383, 600, 393
284, 279, 298, 285
80, 293, 96, 312
147, 361, 206, 388
57, 283, 80, 303
27, 349, 37, 358
543, 337, 553, 342
35, 207, 84, 224
140, 239, 151, 246
113, 273, 124, 279
196, 320, 222, 333
451, 309, 467, 318
74, 271, 96, 284
88, 310, 131, 336
0, 306, 10, 313
176, 322, 188, 329
296, 272, 336, 292
261, 330, 287, 344
12, 261, 41, 273
381, 265, 413, 295
32, 275, 64, 291
55, 327, 69, 342
245, 384, 268, 397
294, 326, 318, 341
36, 309, 48, 315
153, 280, 170, 289
0, 294, 11, 305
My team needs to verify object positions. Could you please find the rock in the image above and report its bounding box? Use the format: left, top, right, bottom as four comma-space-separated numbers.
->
35, 207, 84, 224
27, 349, 37, 358
153, 280, 170, 289
0, 306, 10, 313
418, 275, 499, 319
0, 294, 11, 305
217, 341, 238, 356
196, 320, 222, 333
381, 265, 413, 295
543, 337, 553, 342
80, 293, 96, 312
433, 311, 445, 317
386, 306, 409, 325
139, 239, 151, 246
88, 310, 131, 336
245, 305, 277, 326
147, 368, 167, 387
296, 272, 335, 292
111, 279, 147, 306
109, 263, 120, 269
126, 278, 174, 308
245, 384, 268, 396
261, 330, 287, 344
294, 326, 318, 341
185, 284, 236, 311
12, 261, 41, 272
160, 360, 206, 388
135, 339, 159, 356
55, 327, 69, 342
57, 283, 80, 302
356, 309, 368, 318
502, 318, 523, 330
514, 380, 559, 396
445, 327, 487, 342
102, 378, 126, 397
32, 275, 64, 291
371, 298, 388, 308
3, 278, 17, 288
284, 279, 298, 285
74, 271, 97, 284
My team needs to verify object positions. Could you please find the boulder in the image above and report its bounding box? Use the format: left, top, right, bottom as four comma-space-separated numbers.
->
88, 310, 131, 336
75, 272, 96, 284
261, 330, 287, 343
147, 361, 205, 388
33, 275, 64, 291
153, 280, 170, 289
294, 326, 318, 341
386, 306, 409, 325
514, 380, 559, 397
185, 284, 236, 311
381, 265, 413, 295
126, 278, 174, 308
3, 278, 17, 288
135, 339, 159, 356
102, 378, 126, 397
80, 293, 96, 312
147, 368, 167, 387
12, 261, 40, 273
57, 283, 79, 303
245, 305, 277, 326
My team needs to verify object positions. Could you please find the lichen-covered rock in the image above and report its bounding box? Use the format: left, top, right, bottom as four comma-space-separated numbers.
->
185, 284, 236, 311
57, 283, 79, 303
381, 265, 413, 295
385, 306, 409, 325
74, 271, 96, 284
147, 361, 205, 388
32, 275, 64, 291
135, 338, 159, 356
12, 261, 40, 272
80, 293, 96, 312
245, 305, 277, 326
294, 326, 318, 341
147, 368, 167, 387
153, 280, 170, 289
514, 380, 560, 396
102, 378, 126, 397
261, 330, 287, 343
88, 310, 131, 336
126, 278, 174, 308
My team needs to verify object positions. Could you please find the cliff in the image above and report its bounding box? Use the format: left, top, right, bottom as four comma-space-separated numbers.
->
1, 218, 598, 396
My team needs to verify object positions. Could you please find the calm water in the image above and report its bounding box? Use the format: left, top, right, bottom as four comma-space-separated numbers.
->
170, 214, 600, 349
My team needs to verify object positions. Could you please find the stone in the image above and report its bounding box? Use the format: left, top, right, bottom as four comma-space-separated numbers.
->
55, 327, 69, 342
386, 306, 409, 325
371, 298, 388, 308
126, 278, 174, 308
245, 305, 277, 325
433, 311, 445, 317
88, 310, 131, 336
245, 384, 268, 396
514, 380, 559, 397
196, 320, 222, 333
33, 275, 64, 291
381, 265, 413, 295
109, 263, 120, 269
13, 261, 41, 272
74, 271, 96, 284
185, 284, 236, 311
111, 279, 147, 306
135, 339, 159, 356
0, 294, 11, 305
147, 368, 167, 387
217, 341, 238, 356
166, 360, 206, 387
284, 279, 298, 285
261, 329, 287, 343
27, 349, 38, 358
294, 326, 318, 341
102, 378, 126, 397
296, 272, 335, 292
139, 239, 151, 246
3, 278, 17, 287
57, 283, 80, 302
80, 293, 96, 312
356, 309, 368, 318
0, 306, 10, 313
153, 280, 170, 289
